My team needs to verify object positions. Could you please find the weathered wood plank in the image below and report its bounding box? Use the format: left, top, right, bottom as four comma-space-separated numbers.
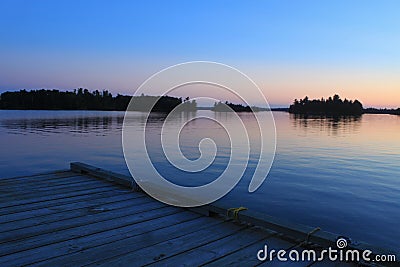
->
0, 175, 110, 201
36, 216, 225, 267
92, 221, 246, 267
71, 162, 136, 189
0, 196, 158, 244
0, 170, 70, 181
205, 233, 303, 267
0, 192, 145, 226
26, 213, 215, 267
0, 189, 137, 216
0, 172, 79, 191
151, 226, 276, 266
1, 211, 199, 266
0, 202, 174, 257
0, 183, 118, 209
205, 235, 277, 267
0, 170, 79, 185
0, 172, 105, 191
0, 177, 130, 205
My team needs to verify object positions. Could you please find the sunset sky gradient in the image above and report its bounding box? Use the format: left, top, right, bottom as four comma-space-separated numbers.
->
1, 0, 399, 108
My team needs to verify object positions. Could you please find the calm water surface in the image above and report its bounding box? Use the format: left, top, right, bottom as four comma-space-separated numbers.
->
0, 110, 399, 250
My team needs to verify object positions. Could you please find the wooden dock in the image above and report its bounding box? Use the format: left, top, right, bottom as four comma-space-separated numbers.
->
0, 163, 397, 266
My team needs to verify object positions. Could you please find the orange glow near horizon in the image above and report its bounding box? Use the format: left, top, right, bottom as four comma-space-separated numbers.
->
253, 64, 400, 108
1, 52, 398, 108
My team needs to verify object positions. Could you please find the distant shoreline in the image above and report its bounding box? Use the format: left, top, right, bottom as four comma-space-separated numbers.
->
1, 108, 399, 116
1, 90, 398, 115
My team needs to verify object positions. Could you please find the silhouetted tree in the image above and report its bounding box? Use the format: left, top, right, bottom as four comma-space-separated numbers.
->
211, 101, 253, 112
289, 95, 363, 115
0, 89, 189, 112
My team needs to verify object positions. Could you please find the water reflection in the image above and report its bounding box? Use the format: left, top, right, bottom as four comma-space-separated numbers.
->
0, 116, 124, 136
290, 114, 362, 135
0, 110, 201, 136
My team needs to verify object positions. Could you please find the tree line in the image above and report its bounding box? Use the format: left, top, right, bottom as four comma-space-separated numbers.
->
289, 94, 364, 115
1, 90, 398, 115
0, 89, 197, 112
364, 108, 400, 115
212, 101, 252, 112
211, 101, 265, 112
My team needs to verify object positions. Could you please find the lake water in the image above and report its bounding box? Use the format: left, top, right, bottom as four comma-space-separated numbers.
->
0, 110, 399, 250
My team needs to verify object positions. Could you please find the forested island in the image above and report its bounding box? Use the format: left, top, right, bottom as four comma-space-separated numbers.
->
211, 101, 264, 112
0, 89, 196, 112
289, 95, 364, 115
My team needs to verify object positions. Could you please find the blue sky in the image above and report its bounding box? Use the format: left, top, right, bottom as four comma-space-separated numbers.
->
1, 0, 399, 107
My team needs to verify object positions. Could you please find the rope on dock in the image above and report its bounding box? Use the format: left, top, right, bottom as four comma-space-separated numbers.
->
297, 227, 321, 247
226, 207, 248, 221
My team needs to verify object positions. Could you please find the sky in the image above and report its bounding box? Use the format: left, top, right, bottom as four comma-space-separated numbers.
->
0, 0, 399, 108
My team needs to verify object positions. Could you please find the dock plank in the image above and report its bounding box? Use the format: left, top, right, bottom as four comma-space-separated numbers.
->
151, 226, 276, 266
0, 175, 107, 196
0, 189, 139, 216
0, 208, 189, 266
0, 171, 89, 188
92, 221, 246, 266
0, 175, 110, 201
0, 183, 120, 209
0, 196, 160, 245
30, 215, 222, 267
0, 192, 145, 228
0, 204, 175, 257
190, 231, 310, 267
205, 236, 277, 267
1, 211, 199, 266
0, 170, 71, 181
